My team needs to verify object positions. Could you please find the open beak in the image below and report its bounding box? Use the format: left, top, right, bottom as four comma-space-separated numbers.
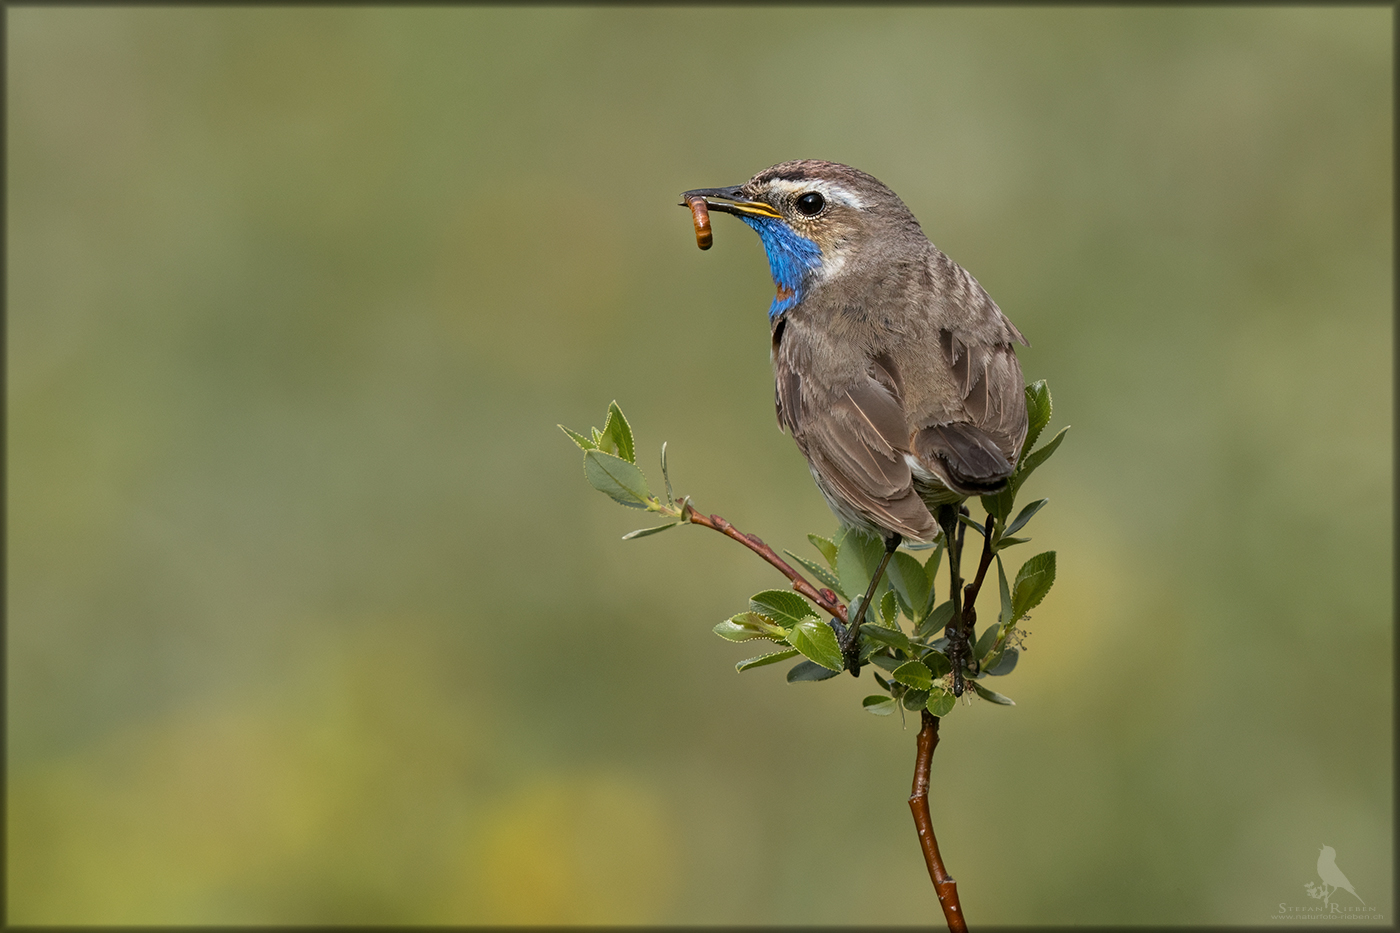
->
679, 185, 782, 219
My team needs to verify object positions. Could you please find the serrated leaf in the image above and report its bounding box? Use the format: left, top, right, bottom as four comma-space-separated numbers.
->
713, 611, 787, 642
887, 552, 930, 621
785, 619, 845, 672
808, 533, 839, 568
597, 401, 635, 463
1014, 425, 1069, 495
892, 659, 934, 691
915, 601, 955, 639
974, 623, 999, 661
1021, 380, 1052, 459
902, 689, 930, 710
922, 650, 952, 678
622, 521, 680, 540
879, 590, 898, 628
859, 624, 911, 656
836, 529, 885, 604
971, 681, 1015, 705
787, 659, 842, 682
784, 550, 846, 599
926, 687, 956, 717
985, 647, 1019, 676
735, 648, 799, 672
1002, 498, 1048, 538
1012, 551, 1056, 621
559, 424, 598, 451
846, 594, 869, 628
749, 590, 819, 629
591, 428, 604, 445
863, 695, 897, 716
583, 449, 651, 508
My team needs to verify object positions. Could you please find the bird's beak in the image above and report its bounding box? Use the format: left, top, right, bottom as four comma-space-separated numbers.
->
679, 185, 782, 220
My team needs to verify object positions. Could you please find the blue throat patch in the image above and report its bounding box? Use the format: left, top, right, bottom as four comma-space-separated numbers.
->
739, 216, 823, 318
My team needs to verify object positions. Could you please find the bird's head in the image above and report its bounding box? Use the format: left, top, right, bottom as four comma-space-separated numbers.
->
1321, 845, 1335, 857
682, 160, 924, 317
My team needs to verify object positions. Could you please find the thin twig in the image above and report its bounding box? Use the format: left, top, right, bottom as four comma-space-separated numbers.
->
684, 509, 846, 621
961, 514, 997, 629
909, 710, 966, 933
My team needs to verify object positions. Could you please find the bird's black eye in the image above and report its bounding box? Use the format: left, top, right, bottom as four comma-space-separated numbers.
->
795, 192, 825, 216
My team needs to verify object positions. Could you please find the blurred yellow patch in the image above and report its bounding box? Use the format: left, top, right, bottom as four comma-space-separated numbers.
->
445, 774, 676, 924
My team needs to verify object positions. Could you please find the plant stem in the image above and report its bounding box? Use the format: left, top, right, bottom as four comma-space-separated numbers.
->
684, 509, 846, 620
961, 514, 996, 628
909, 709, 966, 933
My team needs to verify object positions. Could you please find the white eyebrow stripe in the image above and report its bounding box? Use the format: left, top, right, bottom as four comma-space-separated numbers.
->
764, 178, 869, 210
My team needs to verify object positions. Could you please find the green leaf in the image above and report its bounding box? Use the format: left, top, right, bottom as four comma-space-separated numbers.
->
559, 424, 597, 451
785, 619, 845, 672
922, 650, 952, 679
981, 486, 1014, 524
1021, 379, 1052, 460
892, 659, 934, 691
1002, 498, 1048, 538
622, 522, 680, 540
735, 648, 798, 672
1012, 551, 1056, 621
660, 441, 674, 505
974, 623, 1000, 661
985, 647, 1019, 676
859, 624, 911, 656
995, 535, 1031, 549
836, 529, 885, 604
846, 594, 869, 628
583, 449, 651, 508
997, 555, 1013, 627
879, 590, 898, 628
787, 659, 842, 682
916, 601, 955, 639
869, 652, 903, 673
749, 590, 820, 630
887, 552, 930, 621
920, 545, 944, 619
713, 611, 787, 642
808, 533, 839, 569
1014, 426, 1069, 493
784, 550, 846, 598
926, 687, 956, 717
957, 513, 986, 536
971, 681, 1015, 705
902, 689, 930, 710
597, 401, 635, 463
863, 695, 897, 716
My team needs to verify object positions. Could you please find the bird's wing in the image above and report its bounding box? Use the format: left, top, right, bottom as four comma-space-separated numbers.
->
776, 342, 936, 540
905, 253, 1029, 493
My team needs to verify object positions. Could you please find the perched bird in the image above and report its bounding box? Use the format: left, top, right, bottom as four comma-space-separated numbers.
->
683, 160, 1029, 673
1318, 845, 1365, 906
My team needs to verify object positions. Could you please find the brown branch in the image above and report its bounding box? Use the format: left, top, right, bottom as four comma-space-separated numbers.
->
909, 710, 966, 933
684, 507, 847, 621
961, 513, 997, 628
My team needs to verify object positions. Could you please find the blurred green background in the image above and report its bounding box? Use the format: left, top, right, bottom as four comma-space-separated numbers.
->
7, 6, 1391, 925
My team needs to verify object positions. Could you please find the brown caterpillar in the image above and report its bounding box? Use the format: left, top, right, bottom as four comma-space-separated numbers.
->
686, 196, 712, 250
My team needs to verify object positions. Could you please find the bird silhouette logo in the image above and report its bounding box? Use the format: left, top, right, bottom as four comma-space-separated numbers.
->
1304, 845, 1366, 909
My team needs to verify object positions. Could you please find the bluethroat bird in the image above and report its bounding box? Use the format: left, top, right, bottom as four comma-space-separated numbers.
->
683, 160, 1028, 677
